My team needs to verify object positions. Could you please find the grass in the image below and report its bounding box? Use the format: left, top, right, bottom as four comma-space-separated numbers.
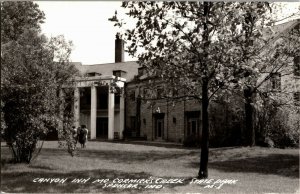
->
1, 141, 299, 193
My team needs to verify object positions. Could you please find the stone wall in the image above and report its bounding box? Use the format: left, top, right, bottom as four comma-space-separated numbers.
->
125, 81, 245, 146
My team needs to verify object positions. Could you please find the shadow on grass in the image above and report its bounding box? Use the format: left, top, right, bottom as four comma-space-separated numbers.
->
1, 147, 196, 193
93, 139, 186, 149
25, 147, 197, 165
75, 149, 197, 163
1, 147, 197, 173
190, 154, 299, 178
1, 169, 193, 193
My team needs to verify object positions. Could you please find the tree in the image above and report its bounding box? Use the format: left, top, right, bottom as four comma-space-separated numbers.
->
235, 16, 300, 146
1, 2, 78, 162
110, 2, 271, 178
1, 1, 45, 43
1, 29, 77, 162
256, 92, 300, 148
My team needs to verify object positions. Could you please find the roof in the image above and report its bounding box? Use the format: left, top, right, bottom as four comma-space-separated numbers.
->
70, 62, 84, 72
70, 19, 299, 84
71, 61, 139, 82
263, 19, 299, 41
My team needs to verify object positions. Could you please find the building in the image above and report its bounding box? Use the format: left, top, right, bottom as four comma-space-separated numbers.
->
72, 19, 299, 145
71, 35, 138, 140
259, 19, 300, 103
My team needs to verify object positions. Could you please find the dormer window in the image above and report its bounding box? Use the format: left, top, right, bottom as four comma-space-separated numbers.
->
270, 72, 281, 91
294, 92, 300, 106
138, 67, 146, 76
113, 70, 126, 77
86, 72, 101, 77
294, 56, 300, 76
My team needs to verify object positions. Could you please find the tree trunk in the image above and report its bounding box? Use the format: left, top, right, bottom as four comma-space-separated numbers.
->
244, 86, 255, 146
198, 80, 209, 179
198, 2, 211, 179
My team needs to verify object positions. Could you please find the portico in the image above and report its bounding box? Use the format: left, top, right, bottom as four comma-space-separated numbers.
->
73, 75, 125, 140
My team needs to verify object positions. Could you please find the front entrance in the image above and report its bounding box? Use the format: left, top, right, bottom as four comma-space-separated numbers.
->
154, 113, 164, 140
156, 119, 164, 139
96, 117, 108, 138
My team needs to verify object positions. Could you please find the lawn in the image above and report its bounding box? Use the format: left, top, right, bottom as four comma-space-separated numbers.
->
1, 141, 299, 193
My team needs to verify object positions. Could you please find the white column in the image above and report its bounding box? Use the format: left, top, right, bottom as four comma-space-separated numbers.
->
90, 86, 97, 139
108, 86, 115, 140
74, 87, 80, 128
119, 92, 125, 139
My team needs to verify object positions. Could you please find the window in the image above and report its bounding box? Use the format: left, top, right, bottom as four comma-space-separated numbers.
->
142, 88, 146, 98
129, 90, 135, 101
294, 92, 300, 106
86, 72, 101, 77
270, 72, 281, 91
143, 88, 151, 99
113, 70, 122, 77
294, 56, 300, 76
138, 67, 146, 76
113, 70, 127, 77
156, 87, 163, 99
185, 111, 200, 137
187, 118, 199, 136
173, 117, 176, 124
273, 49, 280, 59
172, 88, 179, 97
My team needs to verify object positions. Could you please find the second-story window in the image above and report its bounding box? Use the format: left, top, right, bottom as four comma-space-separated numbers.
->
138, 67, 145, 76
270, 72, 281, 91
172, 88, 179, 97
294, 92, 300, 106
294, 56, 300, 76
156, 87, 163, 99
143, 88, 152, 99
129, 90, 135, 101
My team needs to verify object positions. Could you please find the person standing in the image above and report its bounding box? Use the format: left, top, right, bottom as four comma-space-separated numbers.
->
78, 125, 88, 148
72, 126, 78, 145
76, 126, 81, 144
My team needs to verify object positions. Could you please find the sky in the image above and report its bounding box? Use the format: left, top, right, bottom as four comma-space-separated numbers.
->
37, 1, 299, 65
37, 1, 136, 65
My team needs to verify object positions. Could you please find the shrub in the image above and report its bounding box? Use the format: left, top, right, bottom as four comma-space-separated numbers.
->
256, 99, 299, 148
209, 98, 244, 147
2, 31, 77, 162
183, 135, 201, 147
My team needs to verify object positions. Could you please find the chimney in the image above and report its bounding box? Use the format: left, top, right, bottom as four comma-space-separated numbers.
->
115, 33, 124, 63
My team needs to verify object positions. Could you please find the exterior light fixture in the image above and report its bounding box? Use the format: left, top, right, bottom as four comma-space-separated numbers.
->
155, 107, 160, 113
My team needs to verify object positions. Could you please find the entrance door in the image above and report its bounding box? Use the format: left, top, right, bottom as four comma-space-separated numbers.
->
156, 119, 163, 139
155, 118, 164, 140
96, 117, 108, 138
